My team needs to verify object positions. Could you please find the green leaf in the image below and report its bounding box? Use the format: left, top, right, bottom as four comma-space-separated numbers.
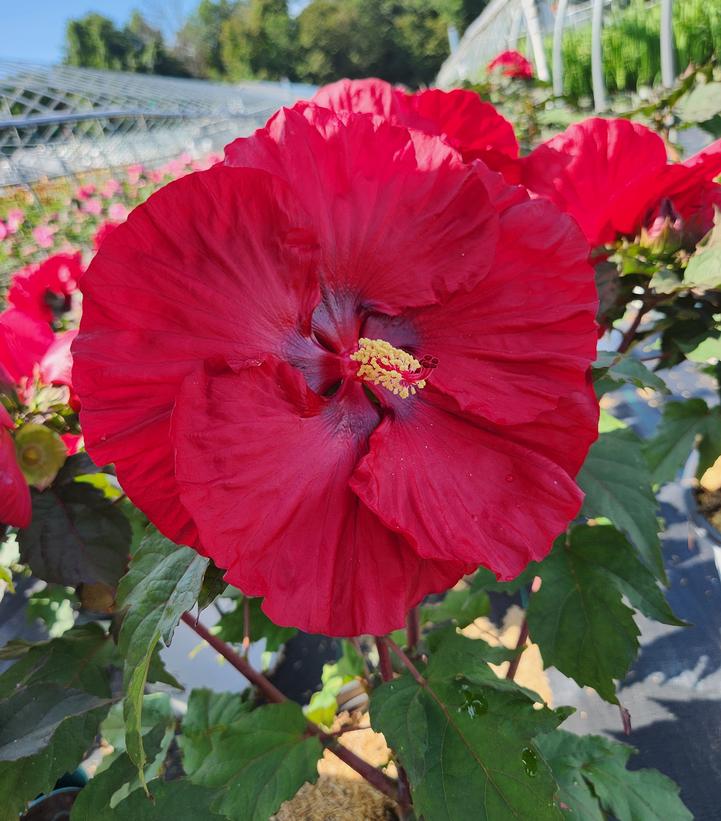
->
97, 694, 175, 801
71, 725, 174, 820
537, 730, 692, 821
215, 596, 297, 652
370, 646, 566, 821
644, 399, 721, 484
0, 684, 109, 762
527, 526, 684, 703
0, 625, 113, 817
678, 81, 721, 124
598, 408, 627, 432
683, 208, 721, 290
578, 429, 664, 579
421, 584, 489, 628
197, 561, 228, 613
117, 527, 207, 783
686, 335, 721, 363
180, 689, 252, 777
592, 351, 669, 396
18, 482, 131, 587
0, 711, 109, 820
180, 700, 322, 821
102, 780, 224, 820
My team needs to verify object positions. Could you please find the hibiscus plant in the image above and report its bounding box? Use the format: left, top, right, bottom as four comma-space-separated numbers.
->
2, 73, 721, 820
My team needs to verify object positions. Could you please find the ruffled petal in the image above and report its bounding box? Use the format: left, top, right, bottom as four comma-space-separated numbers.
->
521, 118, 668, 247
225, 103, 499, 313
407, 197, 597, 425
73, 165, 321, 547
313, 80, 519, 172
41, 329, 76, 387
351, 390, 585, 580
172, 358, 468, 636
8, 252, 83, 322
0, 427, 31, 528
0, 308, 54, 385
399, 87, 519, 165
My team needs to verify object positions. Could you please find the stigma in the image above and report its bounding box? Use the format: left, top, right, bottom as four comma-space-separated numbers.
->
350, 338, 437, 399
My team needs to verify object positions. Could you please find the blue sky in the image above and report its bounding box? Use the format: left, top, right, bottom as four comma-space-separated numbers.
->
1, 1, 309, 65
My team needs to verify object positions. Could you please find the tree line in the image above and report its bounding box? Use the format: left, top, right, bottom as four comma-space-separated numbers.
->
64, 0, 488, 88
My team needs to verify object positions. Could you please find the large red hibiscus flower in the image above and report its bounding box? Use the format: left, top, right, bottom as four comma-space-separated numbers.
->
313, 78, 519, 175
521, 117, 721, 249
73, 103, 598, 637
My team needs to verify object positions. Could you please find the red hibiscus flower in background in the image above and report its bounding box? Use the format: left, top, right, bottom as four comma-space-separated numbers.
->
487, 50, 534, 80
520, 117, 721, 249
0, 308, 54, 386
0, 406, 31, 528
74, 103, 598, 637
8, 252, 83, 322
313, 78, 519, 176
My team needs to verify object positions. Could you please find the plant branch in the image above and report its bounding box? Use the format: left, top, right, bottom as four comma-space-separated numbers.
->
505, 618, 529, 681
384, 635, 426, 687
182, 612, 402, 805
406, 607, 420, 655
375, 635, 394, 681
617, 305, 648, 354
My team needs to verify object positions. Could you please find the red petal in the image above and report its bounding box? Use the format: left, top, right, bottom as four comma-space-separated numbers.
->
41, 329, 76, 387
313, 77, 396, 117
408, 197, 597, 425
521, 118, 668, 246
8, 252, 83, 322
225, 103, 499, 313
73, 165, 321, 548
351, 391, 585, 580
172, 359, 468, 636
0, 428, 31, 528
0, 308, 54, 385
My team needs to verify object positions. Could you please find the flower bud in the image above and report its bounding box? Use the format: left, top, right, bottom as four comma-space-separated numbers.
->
640, 198, 684, 254
14, 423, 67, 490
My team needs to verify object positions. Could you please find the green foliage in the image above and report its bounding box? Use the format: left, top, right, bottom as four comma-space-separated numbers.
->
180, 697, 322, 820
116, 527, 207, 783
216, 595, 297, 652
65, 12, 190, 77
644, 398, 721, 485
19, 481, 131, 587
421, 582, 490, 627
371, 631, 567, 821
683, 209, 721, 290
592, 350, 669, 396
304, 640, 365, 726
537, 730, 692, 821
0, 625, 114, 819
557, 0, 721, 99
220, 0, 296, 81
577, 428, 664, 579
527, 526, 684, 703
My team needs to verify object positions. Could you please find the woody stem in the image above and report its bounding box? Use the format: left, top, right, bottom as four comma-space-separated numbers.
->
181, 612, 400, 804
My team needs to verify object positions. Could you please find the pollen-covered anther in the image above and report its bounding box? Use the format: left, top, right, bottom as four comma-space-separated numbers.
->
350, 337, 435, 399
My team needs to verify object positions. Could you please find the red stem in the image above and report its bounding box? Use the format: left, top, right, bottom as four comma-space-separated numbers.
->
181, 612, 401, 803
375, 635, 394, 681
505, 618, 529, 681
405, 607, 420, 655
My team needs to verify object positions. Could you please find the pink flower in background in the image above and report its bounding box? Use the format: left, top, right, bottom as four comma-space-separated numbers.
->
75, 184, 96, 200
127, 164, 144, 185
0, 222, 7, 242
487, 50, 534, 79
108, 203, 128, 221
32, 225, 56, 248
40, 329, 80, 410
83, 199, 103, 216
7, 209, 25, 233
101, 179, 122, 198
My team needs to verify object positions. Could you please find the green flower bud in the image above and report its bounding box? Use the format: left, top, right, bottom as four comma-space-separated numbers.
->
14, 423, 67, 490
